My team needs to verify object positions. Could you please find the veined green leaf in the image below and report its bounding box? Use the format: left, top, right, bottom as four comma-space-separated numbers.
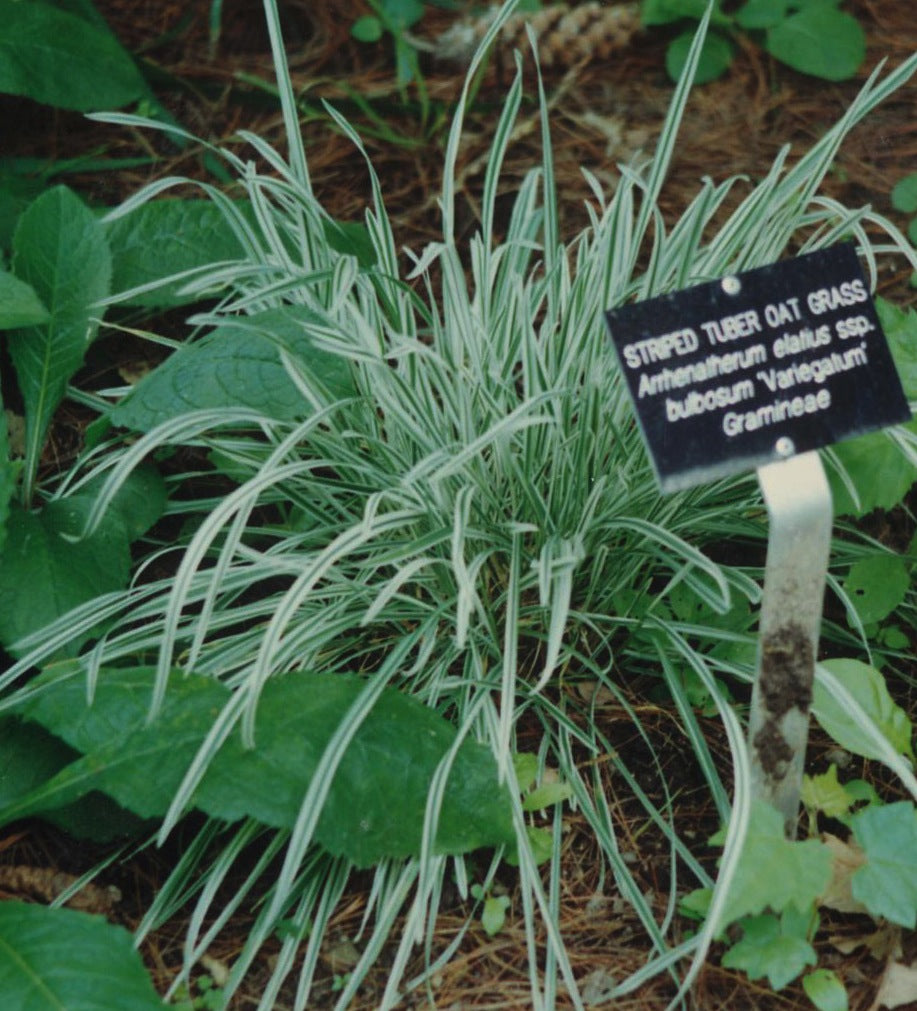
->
105, 199, 375, 306
665, 29, 734, 84
0, 902, 165, 1009
109, 307, 355, 431
351, 15, 383, 42
0, 716, 78, 808
876, 296, 917, 398
722, 910, 817, 990
8, 186, 111, 503
6, 665, 516, 868
813, 659, 914, 763
0, 464, 165, 653
46, 0, 112, 31
765, 6, 865, 81
105, 199, 250, 307
74, 461, 167, 542
842, 554, 910, 627
0, 716, 144, 841
0, 1, 147, 112
641, 0, 731, 27
836, 300, 917, 526
0, 388, 11, 554
0, 270, 49, 329
802, 969, 849, 1011
717, 800, 831, 929
800, 765, 853, 820
850, 802, 917, 927
828, 424, 917, 517
0, 502, 128, 653
735, 0, 791, 30
480, 894, 511, 936
521, 780, 574, 812
891, 174, 917, 215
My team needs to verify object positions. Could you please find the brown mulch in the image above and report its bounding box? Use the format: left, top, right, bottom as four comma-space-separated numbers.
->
3, 1, 917, 1009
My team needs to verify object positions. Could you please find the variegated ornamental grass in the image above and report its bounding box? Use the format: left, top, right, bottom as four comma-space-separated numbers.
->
2, 2, 917, 1007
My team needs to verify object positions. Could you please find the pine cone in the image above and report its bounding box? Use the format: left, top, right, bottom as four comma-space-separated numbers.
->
435, 3, 641, 69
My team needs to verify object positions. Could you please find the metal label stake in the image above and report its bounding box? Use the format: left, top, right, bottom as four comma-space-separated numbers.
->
605, 244, 911, 836
747, 450, 832, 838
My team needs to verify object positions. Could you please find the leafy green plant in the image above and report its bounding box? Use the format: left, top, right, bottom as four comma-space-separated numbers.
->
642, 0, 866, 84
470, 882, 512, 936
350, 0, 437, 128
0, 185, 167, 655
824, 297, 917, 517
0, 901, 165, 1009
2, 663, 514, 865
0, 0, 148, 112
352, 0, 426, 84
2, 3, 917, 1009
172, 974, 226, 1011
891, 172, 917, 247
683, 657, 917, 1006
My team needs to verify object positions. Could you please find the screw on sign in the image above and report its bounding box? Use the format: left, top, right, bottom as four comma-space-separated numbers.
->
605, 243, 911, 836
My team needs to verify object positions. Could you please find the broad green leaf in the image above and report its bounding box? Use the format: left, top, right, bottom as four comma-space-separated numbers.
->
765, 7, 865, 81
881, 625, 910, 651
735, 0, 791, 29
6, 665, 516, 868
0, 465, 165, 652
844, 779, 880, 807
876, 297, 917, 398
512, 752, 539, 793
0, 901, 165, 1009
641, 0, 730, 27
828, 426, 917, 518
106, 200, 373, 306
0, 175, 45, 251
717, 800, 831, 928
892, 173, 917, 214
800, 765, 853, 820
382, 0, 425, 28
0, 501, 128, 653
105, 199, 250, 307
813, 659, 914, 763
45, 0, 112, 30
351, 15, 383, 42
722, 912, 817, 990
0, 389, 11, 554
0, 2, 147, 112
909, 218, 917, 247
525, 826, 554, 865
322, 218, 378, 268
481, 894, 511, 936
74, 461, 167, 542
0, 716, 78, 808
8, 186, 111, 502
665, 30, 734, 84
850, 802, 917, 927
522, 780, 574, 811
803, 969, 849, 1011
0, 270, 49, 328
679, 887, 712, 921
0, 717, 144, 841
836, 300, 916, 510
196, 671, 515, 865
8, 667, 231, 818
843, 554, 909, 626
109, 308, 355, 432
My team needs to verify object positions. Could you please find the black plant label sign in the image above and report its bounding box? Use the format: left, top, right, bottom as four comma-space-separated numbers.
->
605, 243, 911, 492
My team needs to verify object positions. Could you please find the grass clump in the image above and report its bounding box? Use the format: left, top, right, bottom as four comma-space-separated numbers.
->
2, 2, 917, 1008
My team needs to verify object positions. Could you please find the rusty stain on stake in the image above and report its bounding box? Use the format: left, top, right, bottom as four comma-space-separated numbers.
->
747, 452, 832, 837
